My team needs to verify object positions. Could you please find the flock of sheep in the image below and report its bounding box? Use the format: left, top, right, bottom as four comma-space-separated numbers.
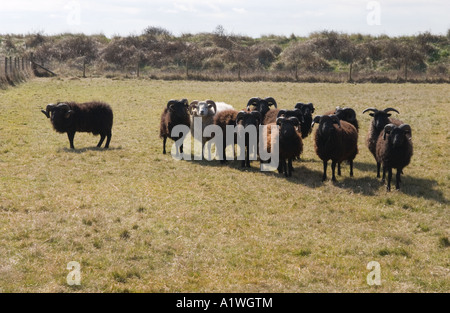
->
41, 97, 413, 191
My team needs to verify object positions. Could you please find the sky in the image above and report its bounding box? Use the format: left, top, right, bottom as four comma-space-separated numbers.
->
0, 0, 448, 38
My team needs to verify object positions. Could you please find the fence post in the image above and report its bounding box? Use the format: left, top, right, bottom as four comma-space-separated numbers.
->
4, 57, 7, 76
9, 56, 12, 74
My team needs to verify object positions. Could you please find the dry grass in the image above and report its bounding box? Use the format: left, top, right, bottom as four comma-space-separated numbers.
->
0, 78, 449, 293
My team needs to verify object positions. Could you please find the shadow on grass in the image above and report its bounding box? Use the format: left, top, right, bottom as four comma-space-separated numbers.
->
61, 146, 123, 153
398, 176, 448, 204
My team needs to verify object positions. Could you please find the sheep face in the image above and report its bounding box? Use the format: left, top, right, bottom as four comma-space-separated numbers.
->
313, 115, 341, 137
363, 107, 400, 132
247, 97, 277, 118
384, 124, 412, 148
295, 102, 315, 118
236, 110, 261, 128
168, 99, 189, 119
277, 117, 300, 138
47, 103, 74, 132
189, 100, 217, 117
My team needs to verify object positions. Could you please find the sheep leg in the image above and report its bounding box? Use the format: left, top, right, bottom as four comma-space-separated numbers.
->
337, 163, 342, 176
331, 161, 337, 182
104, 131, 112, 149
349, 160, 354, 177
162, 136, 167, 154
376, 162, 381, 178
386, 167, 393, 192
322, 160, 328, 182
396, 168, 402, 190
67, 131, 75, 149
281, 158, 287, 177
287, 158, 293, 177
97, 134, 106, 148
381, 166, 386, 183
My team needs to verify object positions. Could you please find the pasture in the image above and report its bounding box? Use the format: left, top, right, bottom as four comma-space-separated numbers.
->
0, 78, 448, 292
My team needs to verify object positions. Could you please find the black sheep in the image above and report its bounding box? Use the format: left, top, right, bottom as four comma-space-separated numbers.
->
363, 107, 402, 178
312, 115, 358, 182
264, 117, 303, 177
376, 123, 413, 191
41, 101, 113, 149
294, 102, 315, 139
213, 109, 261, 167
160, 99, 191, 155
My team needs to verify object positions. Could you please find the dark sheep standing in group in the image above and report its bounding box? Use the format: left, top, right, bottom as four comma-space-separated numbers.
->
294, 102, 315, 139
376, 123, 413, 191
213, 109, 262, 167
41, 101, 113, 149
363, 107, 402, 178
264, 116, 303, 177
312, 114, 358, 182
160, 99, 191, 155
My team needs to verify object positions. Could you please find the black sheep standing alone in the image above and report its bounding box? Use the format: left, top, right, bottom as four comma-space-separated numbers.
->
42, 101, 113, 149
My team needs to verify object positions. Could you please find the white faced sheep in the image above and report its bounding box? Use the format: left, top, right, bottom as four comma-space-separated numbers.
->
376, 123, 413, 191
312, 114, 358, 182
188, 100, 234, 155
363, 107, 402, 178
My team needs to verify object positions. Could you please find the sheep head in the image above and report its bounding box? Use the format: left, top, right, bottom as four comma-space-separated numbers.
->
236, 110, 261, 128
383, 123, 412, 147
363, 107, 400, 131
312, 114, 341, 136
276, 116, 300, 138
246, 97, 277, 117
41, 103, 58, 118
167, 99, 189, 118
295, 102, 315, 116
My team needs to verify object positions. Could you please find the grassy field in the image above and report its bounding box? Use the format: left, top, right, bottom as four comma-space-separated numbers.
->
0, 78, 448, 293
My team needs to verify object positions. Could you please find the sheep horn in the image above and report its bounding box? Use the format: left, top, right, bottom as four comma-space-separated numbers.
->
362, 108, 378, 114
276, 117, 285, 126
399, 124, 412, 136
206, 100, 217, 114
167, 99, 178, 109
311, 115, 322, 128
383, 123, 395, 140
41, 103, 57, 118
277, 110, 287, 118
188, 100, 199, 114
236, 111, 246, 124
383, 108, 400, 114
288, 116, 300, 127
265, 97, 277, 108
247, 97, 260, 108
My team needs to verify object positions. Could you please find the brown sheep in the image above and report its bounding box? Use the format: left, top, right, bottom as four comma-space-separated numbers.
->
312, 115, 358, 181
376, 123, 413, 191
160, 99, 190, 155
